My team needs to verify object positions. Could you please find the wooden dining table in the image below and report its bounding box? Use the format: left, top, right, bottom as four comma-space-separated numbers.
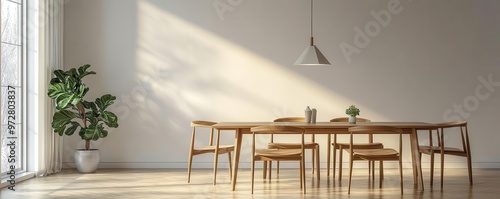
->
212, 121, 439, 191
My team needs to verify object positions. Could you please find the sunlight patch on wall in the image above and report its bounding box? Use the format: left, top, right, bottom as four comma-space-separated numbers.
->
135, 1, 390, 125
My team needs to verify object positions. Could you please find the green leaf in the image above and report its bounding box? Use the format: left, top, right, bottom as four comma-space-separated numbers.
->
99, 129, 109, 138
82, 87, 90, 97
47, 83, 67, 99
66, 77, 78, 91
96, 94, 116, 111
56, 95, 73, 110
99, 111, 119, 128
83, 101, 98, 113
70, 95, 83, 106
54, 127, 66, 136
50, 77, 62, 85
78, 84, 86, 96
78, 128, 86, 139
84, 124, 105, 141
77, 64, 96, 79
78, 64, 90, 76
68, 68, 78, 78
53, 70, 67, 83
52, 110, 79, 128
64, 122, 81, 136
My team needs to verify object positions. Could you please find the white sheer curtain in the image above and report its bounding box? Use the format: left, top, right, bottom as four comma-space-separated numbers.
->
36, 0, 64, 176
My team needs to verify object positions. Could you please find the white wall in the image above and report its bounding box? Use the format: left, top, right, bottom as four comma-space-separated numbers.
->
62, 0, 500, 169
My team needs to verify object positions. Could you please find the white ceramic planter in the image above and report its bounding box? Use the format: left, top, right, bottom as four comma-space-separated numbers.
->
75, 149, 100, 173
349, 116, 357, 124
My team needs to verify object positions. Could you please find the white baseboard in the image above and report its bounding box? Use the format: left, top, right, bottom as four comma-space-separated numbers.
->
62, 161, 500, 169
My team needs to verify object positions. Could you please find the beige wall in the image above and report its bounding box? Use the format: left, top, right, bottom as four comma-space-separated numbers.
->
63, 0, 500, 168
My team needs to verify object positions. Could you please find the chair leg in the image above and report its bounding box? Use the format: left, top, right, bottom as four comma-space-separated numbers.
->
277, 161, 280, 175
301, 158, 306, 194
332, 145, 337, 180
251, 159, 255, 194
213, 152, 219, 185
441, 152, 445, 189
348, 157, 354, 194
430, 151, 435, 186
467, 153, 473, 185
327, 135, 331, 177
316, 146, 320, 180
227, 152, 233, 179
379, 161, 383, 183
187, 154, 194, 183
399, 159, 404, 195
369, 161, 373, 180
379, 161, 383, 189
339, 147, 343, 181
263, 161, 267, 179
380, 161, 384, 180
269, 161, 273, 179
300, 160, 303, 189
311, 149, 315, 175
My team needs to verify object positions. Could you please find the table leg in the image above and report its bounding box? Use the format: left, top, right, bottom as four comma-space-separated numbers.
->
410, 128, 424, 191
327, 134, 331, 177
410, 132, 418, 185
231, 129, 243, 191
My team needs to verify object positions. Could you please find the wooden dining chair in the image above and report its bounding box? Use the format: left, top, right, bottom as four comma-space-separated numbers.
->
251, 125, 306, 194
265, 117, 320, 180
329, 117, 383, 181
187, 121, 234, 185
347, 126, 404, 194
417, 121, 472, 188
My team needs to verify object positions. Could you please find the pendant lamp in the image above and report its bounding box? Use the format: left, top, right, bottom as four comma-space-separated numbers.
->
294, 0, 331, 65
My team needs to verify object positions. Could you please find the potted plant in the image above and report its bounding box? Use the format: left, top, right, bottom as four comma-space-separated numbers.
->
345, 105, 360, 124
47, 64, 119, 173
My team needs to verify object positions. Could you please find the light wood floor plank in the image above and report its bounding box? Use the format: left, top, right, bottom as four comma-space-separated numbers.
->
1, 168, 499, 198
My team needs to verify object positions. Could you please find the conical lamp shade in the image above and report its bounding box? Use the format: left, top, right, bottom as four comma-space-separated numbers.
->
294, 45, 330, 65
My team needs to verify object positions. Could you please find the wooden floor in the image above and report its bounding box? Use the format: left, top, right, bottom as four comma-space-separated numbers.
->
1, 168, 499, 198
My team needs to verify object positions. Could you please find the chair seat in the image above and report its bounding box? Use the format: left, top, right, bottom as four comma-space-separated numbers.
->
268, 142, 318, 149
335, 142, 383, 149
193, 145, 234, 155
419, 146, 466, 156
256, 149, 302, 157
419, 146, 441, 154
353, 148, 399, 157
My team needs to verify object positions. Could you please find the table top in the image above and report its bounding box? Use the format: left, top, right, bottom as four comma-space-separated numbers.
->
213, 122, 439, 133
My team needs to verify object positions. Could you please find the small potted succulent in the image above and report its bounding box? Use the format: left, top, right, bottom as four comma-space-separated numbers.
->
345, 105, 360, 124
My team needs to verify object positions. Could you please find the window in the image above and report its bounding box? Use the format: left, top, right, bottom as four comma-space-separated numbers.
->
1, 0, 26, 177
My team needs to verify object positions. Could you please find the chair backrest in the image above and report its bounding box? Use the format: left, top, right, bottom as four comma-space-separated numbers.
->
191, 120, 217, 146
191, 120, 217, 127
273, 117, 306, 122
330, 117, 371, 122
348, 126, 403, 154
251, 125, 306, 152
271, 117, 306, 142
331, 117, 373, 142
437, 120, 467, 128
252, 125, 305, 134
349, 126, 402, 134
436, 121, 470, 153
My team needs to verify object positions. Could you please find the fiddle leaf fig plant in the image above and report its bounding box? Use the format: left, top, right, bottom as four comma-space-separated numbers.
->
47, 64, 119, 150
345, 105, 360, 117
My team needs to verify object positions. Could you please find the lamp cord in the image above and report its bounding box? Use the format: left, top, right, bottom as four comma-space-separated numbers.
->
310, 0, 314, 46
310, 0, 313, 38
